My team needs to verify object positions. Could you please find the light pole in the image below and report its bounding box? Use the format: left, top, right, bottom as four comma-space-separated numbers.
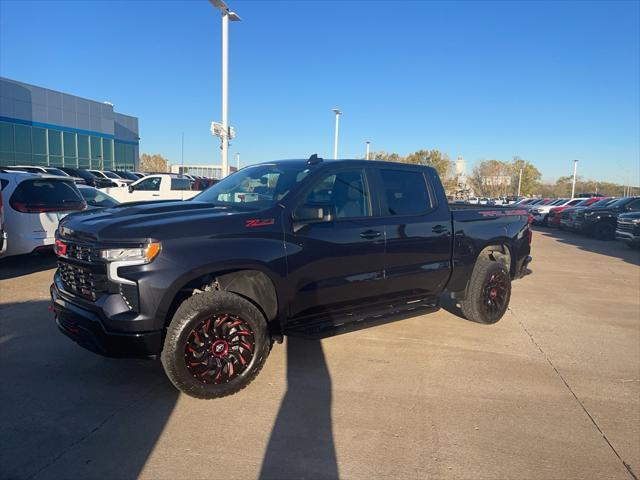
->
332, 108, 341, 159
571, 159, 579, 198
209, 0, 241, 177
235, 152, 240, 171
365, 141, 371, 160
517, 168, 523, 197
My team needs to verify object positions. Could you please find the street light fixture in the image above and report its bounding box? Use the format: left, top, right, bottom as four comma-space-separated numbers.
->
332, 108, 341, 160
209, 0, 241, 177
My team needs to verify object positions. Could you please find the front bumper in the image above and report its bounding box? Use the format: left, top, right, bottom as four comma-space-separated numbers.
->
615, 230, 640, 245
51, 281, 164, 358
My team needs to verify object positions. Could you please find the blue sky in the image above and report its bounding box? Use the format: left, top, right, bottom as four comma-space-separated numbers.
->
0, 0, 638, 184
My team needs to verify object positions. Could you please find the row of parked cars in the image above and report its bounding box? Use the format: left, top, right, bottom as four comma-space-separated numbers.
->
512, 195, 640, 247
0, 165, 219, 258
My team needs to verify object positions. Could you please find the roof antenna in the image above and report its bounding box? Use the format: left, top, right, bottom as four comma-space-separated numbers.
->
307, 153, 323, 165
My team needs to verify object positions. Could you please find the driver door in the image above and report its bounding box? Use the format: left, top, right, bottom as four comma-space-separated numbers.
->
129, 176, 162, 201
285, 166, 387, 319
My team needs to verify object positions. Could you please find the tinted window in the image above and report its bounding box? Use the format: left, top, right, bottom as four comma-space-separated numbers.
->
626, 199, 640, 212
567, 199, 584, 206
102, 171, 121, 179
380, 169, 432, 216
80, 187, 119, 208
195, 164, 311, 207
134, 177, 161, 191
171, 178, 192, 191
302, 169, 371, 219
10, 179, 83, 210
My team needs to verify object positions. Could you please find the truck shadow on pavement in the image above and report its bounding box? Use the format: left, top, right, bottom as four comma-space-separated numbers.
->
260, 337, 339, 480
534, 226, 640, 266
0, 251, 58, 280
0, 299, 179, 480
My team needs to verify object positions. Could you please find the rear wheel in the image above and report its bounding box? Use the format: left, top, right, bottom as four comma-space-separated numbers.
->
161, 290, 271, 399
460, 259, 511, 324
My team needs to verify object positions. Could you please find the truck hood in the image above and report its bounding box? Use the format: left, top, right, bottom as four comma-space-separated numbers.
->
58, 200, 265, 243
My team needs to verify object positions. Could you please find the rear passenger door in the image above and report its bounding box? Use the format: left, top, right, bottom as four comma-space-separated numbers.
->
373, 167, 452, 299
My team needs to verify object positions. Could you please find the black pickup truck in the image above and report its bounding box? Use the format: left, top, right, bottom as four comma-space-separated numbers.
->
51, 157, 532, 399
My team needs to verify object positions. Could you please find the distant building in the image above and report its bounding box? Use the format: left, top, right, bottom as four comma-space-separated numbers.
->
0, 77, 139, 170
171, 164, 237, 179
481, 175, 512, 186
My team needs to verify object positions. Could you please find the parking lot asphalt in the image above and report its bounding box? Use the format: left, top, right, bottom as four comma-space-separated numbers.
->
1, 228, 638, 480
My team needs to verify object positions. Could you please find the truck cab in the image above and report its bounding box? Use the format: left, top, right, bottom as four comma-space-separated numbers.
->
104, 174, 198, 203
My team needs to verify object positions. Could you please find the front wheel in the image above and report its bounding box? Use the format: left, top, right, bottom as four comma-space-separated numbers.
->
460, 259, 511, 324
161, 290, 271, 399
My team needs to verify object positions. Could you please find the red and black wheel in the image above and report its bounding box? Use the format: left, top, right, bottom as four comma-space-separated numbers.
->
161, 290, 271, 399
460, 259, 511, 324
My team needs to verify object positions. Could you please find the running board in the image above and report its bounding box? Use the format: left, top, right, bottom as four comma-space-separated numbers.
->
283, 297, 439, 339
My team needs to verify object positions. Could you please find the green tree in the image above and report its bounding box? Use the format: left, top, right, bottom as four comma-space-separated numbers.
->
510, 156, 542, 196
139, 153, 169, 173
469, 159, 512, 197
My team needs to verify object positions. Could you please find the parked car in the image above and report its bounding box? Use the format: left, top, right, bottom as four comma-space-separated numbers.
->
581, 196, 640, 240
110, 171, 141, 182
0, 185, 6, 256
556, 197, 607, 229
0, 171, 86, 257
1, 165, 87, 185
88, 170, 132, 187
103, 174, 199, 202
51, 157, 532, 399
571, 198, 615, 231
59, 167, 113, 189
530, 198, 584, 225
615, 212, 640, 248
77, 185, 120, 209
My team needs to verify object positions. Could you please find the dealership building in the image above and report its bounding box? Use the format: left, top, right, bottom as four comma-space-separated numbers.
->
0, 77, 139, 171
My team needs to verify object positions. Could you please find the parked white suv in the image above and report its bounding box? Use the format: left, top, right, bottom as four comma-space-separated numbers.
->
0, 171, 86, 257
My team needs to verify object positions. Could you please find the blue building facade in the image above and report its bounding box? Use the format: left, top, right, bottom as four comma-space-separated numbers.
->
0, 77, 139, 170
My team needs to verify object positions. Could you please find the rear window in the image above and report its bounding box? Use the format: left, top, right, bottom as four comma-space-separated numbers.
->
380, 169, 433, 216
10, 179, 84, 212
171, 178, 192, 191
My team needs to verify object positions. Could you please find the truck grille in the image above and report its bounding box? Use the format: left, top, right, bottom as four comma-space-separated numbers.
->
65, 242, 101, 262
57, 261, 108, 301
617, 221, 634, 233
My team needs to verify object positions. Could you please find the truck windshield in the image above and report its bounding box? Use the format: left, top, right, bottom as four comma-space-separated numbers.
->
193, 164, 311, 208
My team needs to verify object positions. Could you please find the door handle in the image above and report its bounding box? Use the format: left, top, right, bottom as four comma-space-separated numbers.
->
152, 194, 160, 197
360, 229, 382, 240
432, 225, 447, 234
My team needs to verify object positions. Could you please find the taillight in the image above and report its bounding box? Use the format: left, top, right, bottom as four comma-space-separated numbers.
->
528, 214, 534, 224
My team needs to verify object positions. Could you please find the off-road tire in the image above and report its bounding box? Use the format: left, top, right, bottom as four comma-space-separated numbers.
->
460, 259, 511, 324
161, 290, 271, 399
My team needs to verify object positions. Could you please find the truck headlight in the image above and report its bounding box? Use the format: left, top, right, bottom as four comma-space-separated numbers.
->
101, 242, 161, 264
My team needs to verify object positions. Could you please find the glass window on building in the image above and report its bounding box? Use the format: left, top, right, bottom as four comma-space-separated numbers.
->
78, 134, 89, 159
32, 127, 47, 155
90, 136, 102, 168
102, 138, 114, 169
48, 129, 62, 156
63, 132, 76, 157
14, 125, 32, 154
0, 122, 14, 154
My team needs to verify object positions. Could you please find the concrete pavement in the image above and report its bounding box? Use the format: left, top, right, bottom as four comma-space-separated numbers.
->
0, 228, 638, 479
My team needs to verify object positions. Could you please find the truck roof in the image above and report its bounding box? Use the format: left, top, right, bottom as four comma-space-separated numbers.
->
252, 158, 437, 172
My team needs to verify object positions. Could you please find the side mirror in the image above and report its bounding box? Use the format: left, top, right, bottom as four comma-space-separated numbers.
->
128, 185, 134, 193
293, 204, 334, 225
